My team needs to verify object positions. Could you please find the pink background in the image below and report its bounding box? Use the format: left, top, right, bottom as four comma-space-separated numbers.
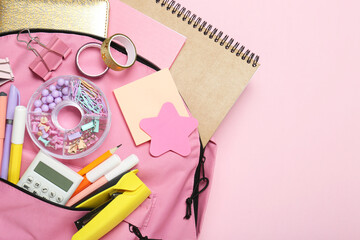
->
174, 0, 360, 239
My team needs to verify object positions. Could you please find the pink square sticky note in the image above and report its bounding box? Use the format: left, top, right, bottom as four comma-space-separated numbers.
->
108, 0, 186, 69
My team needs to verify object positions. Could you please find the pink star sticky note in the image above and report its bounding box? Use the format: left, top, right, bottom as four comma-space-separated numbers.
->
140, 102, 198, 157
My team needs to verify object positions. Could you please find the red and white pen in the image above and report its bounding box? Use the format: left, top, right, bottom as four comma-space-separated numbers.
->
71, 154, 121, 197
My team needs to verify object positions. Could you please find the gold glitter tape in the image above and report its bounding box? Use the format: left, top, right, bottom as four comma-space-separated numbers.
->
100, 34, 137, 71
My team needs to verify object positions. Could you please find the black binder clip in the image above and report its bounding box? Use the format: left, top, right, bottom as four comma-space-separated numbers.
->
0, 57, 14, 86
17, 29, 72, 81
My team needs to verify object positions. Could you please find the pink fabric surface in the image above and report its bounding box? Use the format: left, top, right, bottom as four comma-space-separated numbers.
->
108, 0, 186, 69
172, 0, 360, 239
0, 32, 214, 239
0, 180, 88, 240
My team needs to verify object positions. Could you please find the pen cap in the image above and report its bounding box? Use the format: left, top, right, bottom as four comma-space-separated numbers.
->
86, 154, 121, 183
11, 106, 27, 144
105, 154, 139, 181
6, 85, 20, 120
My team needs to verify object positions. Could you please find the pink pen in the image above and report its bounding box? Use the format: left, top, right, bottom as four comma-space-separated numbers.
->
0, 92, 7, 173
66, 154, 139, 207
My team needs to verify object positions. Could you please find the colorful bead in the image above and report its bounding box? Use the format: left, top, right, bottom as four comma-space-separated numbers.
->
49, 102, 56, 110
51, 90, 60, 98
41, 104, 49, 112
57, 78, 65, 86
49, 85, 56, 92
34, 108, 42, 113
41, 89, 49, 96
46, 95, 54, 103
55, 97, 62, 104
34, 100, 42, 107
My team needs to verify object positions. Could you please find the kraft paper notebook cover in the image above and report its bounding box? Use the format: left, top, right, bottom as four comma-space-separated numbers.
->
0, 0, 109, 37
119, 0, 260, 146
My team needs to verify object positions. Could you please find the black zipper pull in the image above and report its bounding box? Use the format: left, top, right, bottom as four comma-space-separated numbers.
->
184, 146, 209, 220
184, 176, 209, 219
129, 224, 162, 240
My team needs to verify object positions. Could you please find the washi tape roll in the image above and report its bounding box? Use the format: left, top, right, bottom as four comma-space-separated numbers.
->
76, 42, 109, 78
100, 34, 137, 71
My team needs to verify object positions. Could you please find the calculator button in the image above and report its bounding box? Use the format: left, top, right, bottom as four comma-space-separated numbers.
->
41, 187, 48, 193
42, 195, 49, 200
49, 191, 56, 198
56, 196, 63, 203
22, 183, 31, 191
33, 182, 41, 188
26, 177, 34, 184
33, 189, 40, 196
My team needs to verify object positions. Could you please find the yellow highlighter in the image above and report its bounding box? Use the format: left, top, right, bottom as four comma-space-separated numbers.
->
8, 106, 26, 184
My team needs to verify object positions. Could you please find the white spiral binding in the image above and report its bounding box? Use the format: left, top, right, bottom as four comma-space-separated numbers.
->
155, 0, 259, 67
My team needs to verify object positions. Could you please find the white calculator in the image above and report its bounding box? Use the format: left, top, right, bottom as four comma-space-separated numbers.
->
17, 151, 83, 205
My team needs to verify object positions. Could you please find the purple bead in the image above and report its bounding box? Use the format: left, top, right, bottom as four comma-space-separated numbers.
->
46, 95, 54, 103
59, 92, 63, 97
34, 108, 42, 113
34, 99, 42, 107
41, 89, 49, 97
62, 96, 70, 101
64, 80, 69, 86
57, 78, 65, 86
49, 102, 56, 110
51, 90, 60, 98
49, 85, 56, 92
55, 97, 62, 104
41, 96, 47, 104
41, 104, 49, 112
62, 87, 69, 96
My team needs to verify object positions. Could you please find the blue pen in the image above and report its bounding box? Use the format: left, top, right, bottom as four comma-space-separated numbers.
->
1, 85, 20, 179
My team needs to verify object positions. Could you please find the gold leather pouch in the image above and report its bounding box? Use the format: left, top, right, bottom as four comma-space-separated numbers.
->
0, 0, 109, 37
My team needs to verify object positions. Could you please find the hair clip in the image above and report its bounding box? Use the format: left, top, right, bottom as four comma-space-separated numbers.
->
0, 57, 14, 86
17, 29, 72, 81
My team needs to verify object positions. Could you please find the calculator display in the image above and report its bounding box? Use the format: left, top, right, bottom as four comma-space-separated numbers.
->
34, 161, 73, 192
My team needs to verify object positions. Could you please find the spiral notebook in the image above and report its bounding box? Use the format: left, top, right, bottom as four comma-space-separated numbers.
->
119, 0, 260, 146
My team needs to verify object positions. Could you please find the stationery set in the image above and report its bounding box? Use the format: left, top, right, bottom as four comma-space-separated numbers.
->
0, 0, 260, 239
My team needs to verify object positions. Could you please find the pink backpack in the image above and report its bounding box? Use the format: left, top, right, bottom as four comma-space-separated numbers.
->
0, 30, 217, 240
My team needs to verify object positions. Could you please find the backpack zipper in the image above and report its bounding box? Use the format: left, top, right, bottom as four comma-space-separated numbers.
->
0, 178, 91, 211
